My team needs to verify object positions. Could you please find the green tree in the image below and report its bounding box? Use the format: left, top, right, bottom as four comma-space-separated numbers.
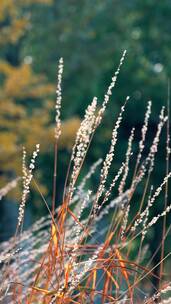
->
0, 0, 80, 200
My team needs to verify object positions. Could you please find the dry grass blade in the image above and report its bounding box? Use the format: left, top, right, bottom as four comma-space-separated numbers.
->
0, 53, 170, 304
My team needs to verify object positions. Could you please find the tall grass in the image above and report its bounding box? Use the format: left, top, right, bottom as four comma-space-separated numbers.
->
0, 52, 170, 303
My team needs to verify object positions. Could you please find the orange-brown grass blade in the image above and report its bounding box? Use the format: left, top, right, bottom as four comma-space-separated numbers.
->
90, 269, 97, 303
115, 248, 133, 302
51, 223, 58, 251
105, 268, 119, 289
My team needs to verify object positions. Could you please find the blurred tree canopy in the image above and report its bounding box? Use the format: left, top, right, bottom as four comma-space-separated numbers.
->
21, 0, 170, 202
0, 0, 80, 199
0, 0, 170, 215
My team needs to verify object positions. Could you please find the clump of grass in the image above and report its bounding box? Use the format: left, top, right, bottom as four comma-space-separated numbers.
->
0, 52, 170, 303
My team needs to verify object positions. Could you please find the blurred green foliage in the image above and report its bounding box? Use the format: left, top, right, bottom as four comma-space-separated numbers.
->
20, 0, 170, 212
0, 0, 80, 202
